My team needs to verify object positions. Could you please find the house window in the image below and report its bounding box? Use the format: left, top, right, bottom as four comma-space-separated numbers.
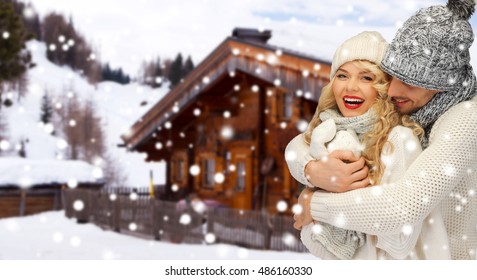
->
236, 161, 246, 192
204, 159, 215, 189
279, 92, 293, 120
177, 159, 185, 181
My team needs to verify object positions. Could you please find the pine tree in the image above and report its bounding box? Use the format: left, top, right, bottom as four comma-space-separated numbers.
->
40, 91, 53, 125
182, 55, 194, 78
0, 0, 34, 110
168, 53, 183, 88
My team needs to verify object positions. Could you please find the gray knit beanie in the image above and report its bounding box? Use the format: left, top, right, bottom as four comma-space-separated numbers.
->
381, 0, 477, 147
381, 0, 475, 91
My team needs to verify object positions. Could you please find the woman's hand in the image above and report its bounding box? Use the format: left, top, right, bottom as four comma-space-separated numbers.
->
305, 150, 371, 192
293, 188, 315, 230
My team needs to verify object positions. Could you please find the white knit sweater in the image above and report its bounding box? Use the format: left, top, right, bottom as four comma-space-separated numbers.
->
286, 96, 477, 259
290, 125, 435, 259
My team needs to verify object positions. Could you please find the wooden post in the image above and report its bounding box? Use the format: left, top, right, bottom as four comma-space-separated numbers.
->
19, 190, 26, 216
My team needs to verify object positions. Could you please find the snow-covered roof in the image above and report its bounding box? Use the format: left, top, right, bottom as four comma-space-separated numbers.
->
0, 157, 104, 188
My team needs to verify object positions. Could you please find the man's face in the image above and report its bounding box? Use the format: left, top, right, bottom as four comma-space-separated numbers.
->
387, 78, 440, 114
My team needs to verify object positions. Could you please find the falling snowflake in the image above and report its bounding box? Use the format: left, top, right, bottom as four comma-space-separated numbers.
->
44, 123, 55, 134
251, 85, 259, 92
296, 120, 308, 132
129, 223, 138, 231
179, 214, 192, 225
192, 201, 207, 214
129, 192, 138, 201
2, 31, 10, 39
205, 233, 216, 244
284, 150, 297, 161
402, 225, 413, 236
443, 164, 456, 176
221, 126, 234, 139
276, 200, 288, 212
92, 167, 103, 179
67, 179, 78, 189
228, 164, 236, 172
291, 204, 302, 214
0, 140, 11, 151
282, 232, 297, 247
202, 76, 210, 84
311, 224, 323, 234
234, 85, 240, 91
223, 111, 231, 118
214, 173, 225, 184
164, 122, 172, 129
73, 200, 84, 211
280, 122, 287, 129
109, 194, 117, 201
155, 142, 163, 150
274, 79, 281, 86
189, 165, 200, 176
335, 213, 346, 227
172, 104, 180, 113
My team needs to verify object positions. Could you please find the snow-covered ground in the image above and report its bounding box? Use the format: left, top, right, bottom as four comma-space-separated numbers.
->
0, 211, 314, 260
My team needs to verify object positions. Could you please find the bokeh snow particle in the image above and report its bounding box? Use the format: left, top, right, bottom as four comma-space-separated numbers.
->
67, 179, 78, 189
129, 223, 138, 231
109, 194, 117, 201
193, 108, 201, 116
92, 167, 104, 179
276, 200, 288, 212
57, 139, 68, 150
282, 232, 296, 247
171, 184, 179, 192
311, 224, 323, 234
296, 120, 308, 132
189, 165, 200, 176
179, 214, 192, 225
2, 31, 10, 39
292, 203, 302, 215
129, 192, 138, 201
214, 173, 225, 184
155, 142, 163, 150
205, 233, 216, 244
221, 126, 234, 139
73, 200, 84, 211
402, 225, 413, 236
0, 140, 11, 151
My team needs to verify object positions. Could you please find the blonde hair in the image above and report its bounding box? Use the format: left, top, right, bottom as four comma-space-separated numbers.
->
304, 60, 423, 184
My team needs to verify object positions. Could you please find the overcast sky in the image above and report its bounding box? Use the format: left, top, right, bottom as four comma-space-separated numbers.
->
21, 0, 476, 76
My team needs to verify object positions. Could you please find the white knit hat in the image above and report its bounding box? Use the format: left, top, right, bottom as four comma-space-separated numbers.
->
330, 31, 388, 79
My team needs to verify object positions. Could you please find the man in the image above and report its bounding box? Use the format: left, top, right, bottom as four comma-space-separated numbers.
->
287, 0, 477, 259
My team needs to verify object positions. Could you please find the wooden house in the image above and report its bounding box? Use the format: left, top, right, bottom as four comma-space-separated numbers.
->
0, 157, 104, 218
121, 28, 331, 214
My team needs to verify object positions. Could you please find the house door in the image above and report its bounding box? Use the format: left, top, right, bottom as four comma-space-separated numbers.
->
230, 148, 253, 210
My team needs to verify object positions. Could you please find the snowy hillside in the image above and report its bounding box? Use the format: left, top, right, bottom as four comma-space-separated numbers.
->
1, 40, 168, 187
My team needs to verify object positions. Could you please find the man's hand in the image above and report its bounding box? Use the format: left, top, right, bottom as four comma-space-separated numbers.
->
293, 188, 314, 230
305, 150, 370, 192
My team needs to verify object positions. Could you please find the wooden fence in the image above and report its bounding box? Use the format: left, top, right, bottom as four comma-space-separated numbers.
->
63, 188, 307, 253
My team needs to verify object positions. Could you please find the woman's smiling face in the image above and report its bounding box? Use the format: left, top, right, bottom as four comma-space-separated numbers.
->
333, 61, 378, 117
